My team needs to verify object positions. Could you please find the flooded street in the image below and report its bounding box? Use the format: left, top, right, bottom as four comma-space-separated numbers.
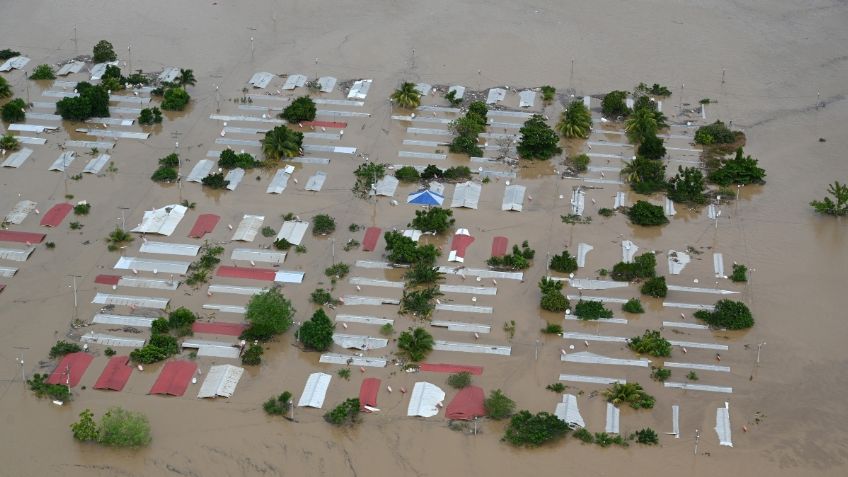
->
1, 0, 847, 475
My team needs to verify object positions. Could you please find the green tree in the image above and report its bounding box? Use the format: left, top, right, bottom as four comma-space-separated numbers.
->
0, 49, 20, 60
810, 181, 848, 216
168, 307, 196, 336
667, 166, 707, 204
397, 327, 434, 361
55, 82, 109, 121
556, 100, 592, 138
604, 382, 655, 409
627, 200, 668, 226
324, 398, 361, 426
640, 276, 668, 298
262, 125, 303, 160
312, 214, 336, 235
627, 330, 671, 357
410, 207, 454, 234
49, 340, 82, 359
539, 277, 570, 312
621, 156, 666, 194
92, 40, 117, 62
625, 106, 664, 143
708, 147, 766, 185
241, 343, 263, 365
730, 263, 748, 282
447, 371, 472, 389
241, 288, 295, 341
504, 411, 571, 447
574, 300, 614, 320
280, 96, 317, 123
694, 299, 754, 329
201, 172, 229, 189
176, 68, 196, 89
1, 98, 26, 122
138, 107, 163, 125
161, 87, 190, 111
695, 120, 735, 145
151, 317, 169, 335
218, 149, 256, 169
394, 165, 421, 182
633, 428, 659, 445
517, 114, 562, 160
540, 85, 556, 104
151, 166, 177, 182
622, 298, 644, 313
404, 261, 444, 286
399, 287, 442, 318
71, 409, 99, 441
263, 391, 293, 415
390, 82, 422, 109
549, 250, 578, 273
97, 407, 152, 447
484, 389, 516, 420
569, 153, 590, 173
611, 252, 657, 281
601, 90, 629, 117
30, 64, 56, 80
449, 135, 483, 156
297, 308, 335, 351
637, 134, 666, 159
0, 76, 12, 98
0, 133, 20, 151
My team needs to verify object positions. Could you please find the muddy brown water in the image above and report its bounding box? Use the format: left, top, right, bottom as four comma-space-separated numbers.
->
0, 0, 847, 475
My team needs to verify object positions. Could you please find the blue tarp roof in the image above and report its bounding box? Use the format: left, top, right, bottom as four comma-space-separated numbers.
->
407, 189, 445, 206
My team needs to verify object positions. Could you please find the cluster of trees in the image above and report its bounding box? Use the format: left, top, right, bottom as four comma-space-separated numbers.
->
352, 162, 386, 197
640, 276, 668, 298
449, 101, 488, 157
130, 307, 196, 364
72, 408, 152, 447
538, 277, 569, 312
201, 172, 229, 189
573, 300, 613, 320
627, 330, 671, 357
400, 286, 442, 318
610, 252, 657, 281
549, 250, 578, 273
324, 398, 361, 426
695, 120, 737, 145
27, 373, 71, 401
218, 149, 257, 169
262, 125, 303, 160
29, 64, 56, 80
384, 231, 440, 265
403, 164, 472, 182
137, 107, 163, 125
604, 382, 655, 409
280, 96, 316, 123
56, 82, 110, 121
503, 411, 571, 447
517, 114, 562, 160
487, 241, 535, 270
708, 147, 766, 185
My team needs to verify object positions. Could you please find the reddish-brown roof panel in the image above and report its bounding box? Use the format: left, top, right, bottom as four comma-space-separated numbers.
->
491, 236, 508, 257
94, 274, 121, 285
46, 352, 94, 387
359, 377, 381, 411
446, 385, 486, 420
192, 322, 247, 336
149, 361, 197, 397
40, 203, 73, 227
93, 356, 133, 391
419, 363, 484, 375
0, 230, 46, 244
216, 265, 276, 281
362, 227, 382, 252
188, 214, 220, 238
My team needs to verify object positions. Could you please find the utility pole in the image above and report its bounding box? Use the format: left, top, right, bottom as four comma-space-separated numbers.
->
331, 238, 335, 265
67, 274, 81, 319
128, 44, 132, 73
118, 206, 129, 231
721, 69, 726, 84
756, 341, 766, 365
215, 85, 220, 112
73, 25, 78, 54
250, 37, 255, 58
14, 346, 29, 382
694, 429, 700, 455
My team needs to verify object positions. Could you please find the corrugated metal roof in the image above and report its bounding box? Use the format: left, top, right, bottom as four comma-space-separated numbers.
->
276, 220, 309, 245
304, 171, 327, 191
224, 168, 245, 191
439, 284, 497, 295
562, 351, 650, 367
398, 151, 446, 160
210, 114, 284, 124
216, 137, 260, 147
665, 362, 731, 373
1, 148, 34, 168
5, 200, 37, 225
319, 353, 386, 367
282, 74, 307, 90
232, 215, 265, 242
48, 152, 77, 172
486, 88, 506, 104
158, 67, 180, 83
332, 333, 389, 350
89, 61, 118, 80
91, 293, 169, 309
92, 313, 155, 327
566, 278, 628, 290
0, 56, 30, 71
14, 136, 48, 145
564, 315, 628, 325
42, 90, 77, 98
571, 189, 585, 215
715, 406, 733, 446
334, 314, 393, 326
414, 83, 432, 95
562, 332, 627, 344
78, 128, 149, 139
373, 176, 399, 197
202, 304, 246, 314
108, 94, 150, 105
713, 252, 725, 277
82, 154, 111, 174
407, 382, 445, 417
407, 127, 451, 136
355, 260, 392, 269
198, 365, 244, 398
430, 321, 491, 333
518, 90, 536, 108
117, 277, 180, 290
566, 294, 628, 304
56, 61, 85, 76
131, 204, 187, 236
342, 295, 400, 306
662, 302, 716, 311
317, 76, 337, 93
208, 284, 265, 296
274, 270, 304, 283
85, 117, 134, 126
291, 156, 331, 165
487, 110, 533, 119
555, 394, 585, 427
662, 321, 710, 330
248, 72, 275, 88
432, 340, 511, 355
435, 303, 492, 314
0, 266, 18, 277
577, 243, 593, 268
0, 247, 35, 262
667, 339, 727, 351
182, 339, 240, 358
348, 277, 403, 289
9, 124, 58, 133
438, 266, 524, 281
558, 374, 626, 385
186, 160, 214, 183
447, 85, 465, 99
80, 332, 145, 348
303, 132, 340, 140
115, 256, 190, 274
450, 181, 482, 209
402, 229, 422, 242
668, 250, 691, 275
298, 372, 332, 408
347, 79, 373, 99
605, 403, 620, 434
501, 184, 525, 211
231, 248, 285, 264
665, 382, 733, 394
266, 167, 293, 194
139, 241, 199, 257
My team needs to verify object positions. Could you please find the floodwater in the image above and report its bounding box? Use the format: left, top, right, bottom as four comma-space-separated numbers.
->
1, 0, 847, 475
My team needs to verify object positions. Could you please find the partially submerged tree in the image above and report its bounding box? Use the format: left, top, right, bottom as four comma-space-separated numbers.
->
640, 276, 668, 298
604, 382, 655, 409
601, 90, 629, 117
262, 125, 303, 160
55, 82, 110, 121
297, 308, 335, 351
0, 133, 20, 151
280, 96, 317, 123
0, 76, 11, 99
410, 207, 454, 234
708, 147, 766, 185
611, 252, 657, 281
394, 165, 421, 182
694, 299, 754, 329
397, 327, 435, 361
622, 298, 644, 314
391, 82, 422, 109
218, 149, 256, 169
484, 389, 516, 420
176, 68, 196, 89
627, 200, 668, 226
1, 98, 26, 122
627, 330, 671, 357
324, 398, 361, 426
539, 277, 569, 313
695, 120, 736, 145
92, 40, 118, 62
201, 172, 229, 189
312, 214, 336, 235
621, 156, 666, 194
161, 87, 190, 111
549, 250, 578, 273
30, 64, 56, 80
637, 134, 666, 160
667, 166, 707, 204
556, 100, 592, 139
810, 181, 848, 216
503, 411, 571, 447
137, 107, 163, 125
241, 287, 295, 341
573, 300, 614, 320
96, 407, 152, 447
625, 107, 666, 143
517, 114, 562, 160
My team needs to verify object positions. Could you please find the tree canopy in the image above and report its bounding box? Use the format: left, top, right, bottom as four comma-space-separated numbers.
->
262, 125, 303, 160
637, 134, 666, 160
810, 181, 848, 216
280, 96, 317, 123
694, 299, 754, 329
55, 82, 110, 121
391, 82, 422, 109
667, 166, 707, 204
93, 40, 117, 62
397, 327, 434, 361
621, 156, 666, 194
517, 114, 562, 160
241, 288, 295, 341
627, 200, 668, 226
601, 90, 630, 117
708, 147, 766, 185
409, 207, 454, 234
161, 87, 190, 111
298, 308, 335, 351
504, 411, 571, 447
556, 100, 592, 138
1, 98, 26, 122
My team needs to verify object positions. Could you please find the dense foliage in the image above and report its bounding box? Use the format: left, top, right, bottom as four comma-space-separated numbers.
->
218, 149, 256, 169
517, 114, 562, 160
201, 172, 229, 189
384, 231, 440, 265
138, 106, 163, 125
1, 98, 26, 122
49, 340, 81, 359
280, 96, 316, 123
161, 87, 190, 111
667, 166, 707, 204
391, 82, 421, 109
484, 389, 516, 420
447, 371, 472, 389
708, 147, 766, 185
604, 382, 655, 409
262, 125, 303, 160
241, 344, 263, 365
556, 100, 592, 138
694, 299, 754, 329
263, 391, 293, 415
640, 276, 668, 298
56, 82, 110, 121
298, 308, 335, 351
93, 40, 117, 62
395, 165, 421, 182
621, 156, 666, 194
627, 200, 668, 226
397, 327, 435, 361
27, 373, 71, 401
399, 287, 442, 318
695, 120, 736, 145
488, 242, 535, 270
611, 252, 657, 281
622, 298, 644, 314
730, 263, 748, 282
241, 288, 295, 341
601, 90, 629, 117
352, 162, 386, 197
573, 300, 614, 320
503, 411, 571, 447
96, 407, 152, 447
637, 134, 666, 159
538, 277, 570, 312
549, 250, 578, 273
810, 181, 848, 216
324, 398, 361, 426
627, 330, 671, 357
410, 207, 454, 234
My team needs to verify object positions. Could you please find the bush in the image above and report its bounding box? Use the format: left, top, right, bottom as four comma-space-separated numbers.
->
637, 134, 666, 159
687, 371, 699, 381
104, 347, 116, 357
0, 49, 21, 61
635, 82, 672, 97
731, 263, 748, 282
594, 432, 628, 448
27, 373, 71, 401
1, 98, 26, 122
517, 114, 562, 160
138, 107, 163, 125
633, 428, 659, 445
241, 344, 263, 365
410, 207, 454, 234
601, 90, 630, 117
667, 166, 707, 204
541, 323, 563, 334
312, 214, 336, 235
573, 427, 594, 443
549, 250, 578, 273
574, 300, 614, 320
168, 307, 196, 336
395, 166, 421, 182
263, 391, 293, 415
569, 153, 590, 173
810, 181, 848, 216
627, 200, 668, 226
398, 327, 434, 361
708, 147, 766, 185
604, 382, 655, 409
484, 389, 516, 420
400, 287, 441, 318
309, 288, 335, 305
488, 243, 535, 270
447, 371, 472, 389
324, 262, 350, 279
650, 367, 671, 382
92, 40, 117, 62
640, 276, 668, 298
541, 85, 556, 103
324, 398, 360, 426
73, 202, 91, 215
241, 288, 295, 341
539, 277, 570, 312
273, 238, 292, 250
546, 382, 566, 393
379, 323, 394, 336
280, 96, 316, 123
404, 262, 444, 286
504, 411, 571, 447
337, 368, 351, 380
161, 87, 190, 111
623, 298, 644, 313
55, 82, 109, 121
201, 172, 229, 189
443, 166, 472, 181
628, 330, 671, 357
621, 156, 667, 194
611, 252, 657, 281
97, 407, 151, 447
148, 334, 179, 355
694, 299, 754, 329
218, 149, 256, 169
298, 308, 335, 351
150, 317, 169, 335
0, 133, 20, 151
352, 162, 386, 197
695, 120, 735, 145
71, 409, 99, 441
49, 340, 82, 359
444, 89, 462, 106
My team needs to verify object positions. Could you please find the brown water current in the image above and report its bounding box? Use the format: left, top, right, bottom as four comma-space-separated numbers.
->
0, 0, 847, 475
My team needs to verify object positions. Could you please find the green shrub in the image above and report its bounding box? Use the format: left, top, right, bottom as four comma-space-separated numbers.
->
400, 287, 442, 318
517, 114, 562, 160
810, 181, 848, 216
730, 263, 748, 282
96, 407, 151, 447
384, 231, 440, 265
201, 172, 229, 189
604, 382, 655, 409
55, 82, 109, 121
280, 96, 316, 123
410, 207, 454, 234
161, 87, 190, 111
138, 107, 163, 125
708, 147, 766, 185
695, 120, 735, 145
104, 347, 116, 357
324, 398, 360, 426
541, 323, 563, 334
240, 287, 295, 342
633, 428, 659, 445
541, 85, 556, 103
538, 277, 570, 312
404, 262, 444, 286
667, 166, 707, 204
337, 368, 351, 380
637, 134, 666, 159
297, 308, 335, 351
640, 276, 668, 298
594, 432, 628, 448
168, 307, 196, 336
443, 166, 472, 181
635, 83, 672, 97
324, 262, 350, 279
379, 323, 394, 336
218, 149, 256, 169
0, 133, 20, 151
449, 135, 483, 157
150, 317, 169, 335
611, 252, 657, 281
309, 288, 335, 305
0, 49, 21, 61
242, 344, 263, 365
574, 300, 614, 320
398, 327, 435, 361
621, 156, 667, 194
263, 391, 293, 415
546, 382, 566, 393
622, 298, 644, 313
273, 238, 292, 250
601, 90, 630, 117
488, 243, 534, 270
49, 340, 82, 359
569, 153, 590, 172
598, 207, 615, 217
447, 371, 472, 389
549, 250, 578, 273
687, 371, 699, 381
504, 411, 571, 447
628, 200, 668, 226
694, 299, 754, 329
1, 98, 26, 122
395, 165, 421, 182
628, 330, 671, 357
573, 427, 594, 443
71, 409, 99, 441
27, 373, 71, 401
484, 389, 515, 420
312, 214, 336, 235
650, 367, 671, 382
73, 202, 92, 215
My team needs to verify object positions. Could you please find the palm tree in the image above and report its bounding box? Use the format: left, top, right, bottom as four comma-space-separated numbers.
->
555, 101, 592, 138
603, 382, 654, 409
625, 107, 668, 143
262, 125, 304, 160
177, 69, 196, 89
397, 327, 434, 361
391, 82, 422, 109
